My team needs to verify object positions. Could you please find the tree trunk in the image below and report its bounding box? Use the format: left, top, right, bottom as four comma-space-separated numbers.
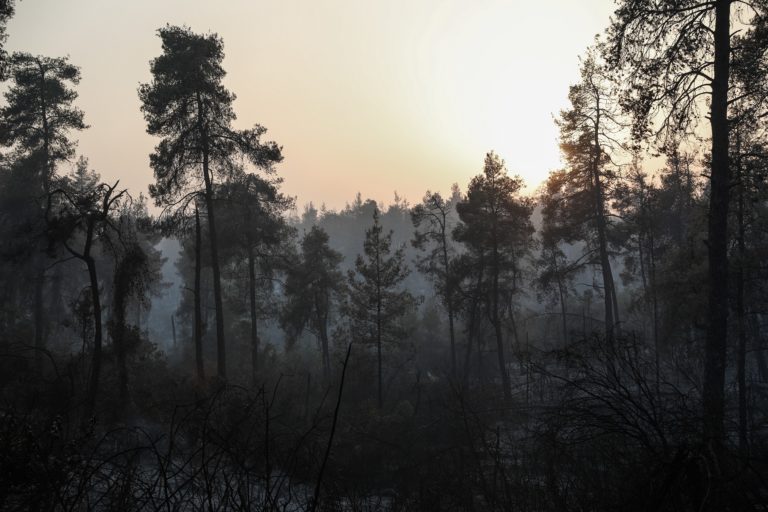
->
194, 206, 204, 381
558, 277, 568, 347
491, 238, 512, 405
316, 299, 331, 384
442, 226, 457, 380
111, 279, 128, 411
463, 259, 484, 390
463, 297, 479, 390
171, 314, 177, 348
83, 255, 102, 421
591, 93, 619, 343
702, 0, 731, 447
197, 91, 227, 380
736, 135, 748, 456
554, 252, 568, 346
33, 262, 45, 373
376, 245, 383, 409
248, 244, 259, 385
593, 153, 617, 343
202, 154, 227, 380
649, 227, 661, 396
750, 315, 768, 382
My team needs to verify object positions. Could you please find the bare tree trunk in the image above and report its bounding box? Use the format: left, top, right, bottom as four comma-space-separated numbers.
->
197, 93, 227, 380
83, 255, 102, 421
33, 263, 45, 372
317, 304, 331, 384
171, 314, 177, 348
194, 206, 205, 381
702, 0, 731, 447
554, 254, 568, 346
462, 310, 477, 391
592, 94, 619, 343
441, 228, 457, 380
491, 240, 512, 406
750, 315, 768, 382
463, 261, 484, 390
248, 244, 259, 385
111, 283, 128, 410
376, 256, 383, 410
594, 158, 617, 343
736, 135, 748, 456
310, 343, 352, 512
649, 228, 661, 396
203, 174, 226, 379
370, 227, 385, 409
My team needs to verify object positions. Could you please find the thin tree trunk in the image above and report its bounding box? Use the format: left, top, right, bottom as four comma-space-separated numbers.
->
33, 263, 45, 372
248, 244, 259, 385
649, 227, 661, 397
750, 314, 768, 382
317, 302, 331, 384
595, 170, 616, 343
441, 225, 457, 379
194, 206, 204, 380
702, 0, 731, 447
112, 281, 128, 410
83, 254, 102, 421
610, 272, 620, 335
554, 252, 568, 346
310, 343, 352, 512
491, 239, 512, 405
203, 162, 226, 380
463, 262, 484, 390
197, 92, 227, 380
591, 93, 618, 343
462, 306, 477, 391
376, 243, 383, 409
736, 135, 748, 456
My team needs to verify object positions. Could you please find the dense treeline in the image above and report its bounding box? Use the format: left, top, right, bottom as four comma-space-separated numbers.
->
1, 1, 768, 510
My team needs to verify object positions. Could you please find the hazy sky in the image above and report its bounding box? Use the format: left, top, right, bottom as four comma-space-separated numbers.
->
7, 0, 616, 211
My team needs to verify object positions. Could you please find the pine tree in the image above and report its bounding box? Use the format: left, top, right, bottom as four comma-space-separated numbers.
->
411, 187, 460, 378
139, 25, 282, 379
454, 152, 534, 405
555, 51, 624, 343
282, 225, 344, 384
348, 209, 416, 409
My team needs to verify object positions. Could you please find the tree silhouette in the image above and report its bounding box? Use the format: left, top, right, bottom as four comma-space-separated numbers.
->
534, 176, 580, 346
411, 187, 461, 378
454, 152, 534, 405
282, 225, 344, 384
156, 197, 206, 380
606, 0, 768, 448
46, 159, 128, 421
348, 209, 416, 409
0, 53, 86, 194
108, 195, 162, 413
0, 52, 87, 364
218, 170, 293, 384
139, 25, 282, 380
556, 50, 624, 342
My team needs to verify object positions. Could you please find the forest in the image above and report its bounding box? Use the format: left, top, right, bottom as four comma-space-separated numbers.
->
1, 1, 767, 510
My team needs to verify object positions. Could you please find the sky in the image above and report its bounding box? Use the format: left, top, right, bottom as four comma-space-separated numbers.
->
7, 0, 617, 211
